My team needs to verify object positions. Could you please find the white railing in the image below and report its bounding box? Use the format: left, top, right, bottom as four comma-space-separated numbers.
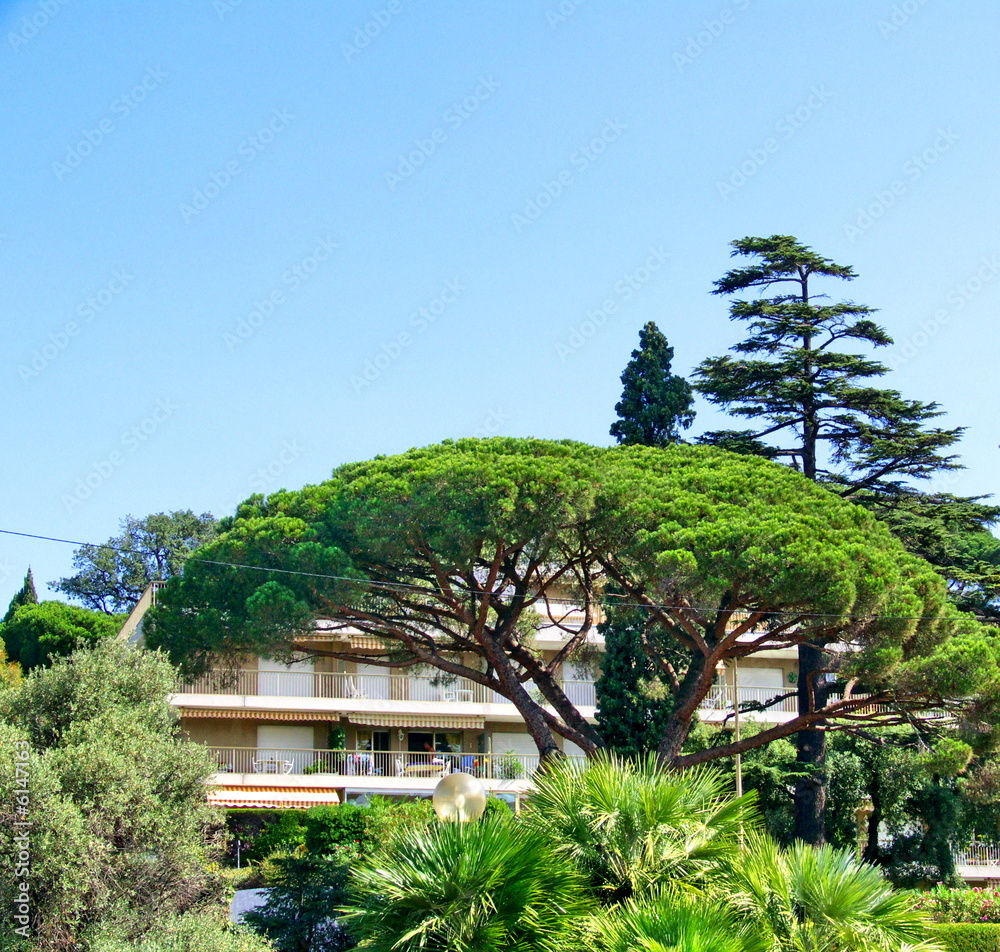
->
208, 747, 587, 780
955, 841, 1000, 867
699, 685, 797, 714
178, 671, 596, 707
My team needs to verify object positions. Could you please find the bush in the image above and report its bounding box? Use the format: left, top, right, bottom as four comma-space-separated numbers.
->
302, 803, 368, 857
85, 909, 276, 951
242, 812, 307, 864
910, 887, 1000, 923
929, 923, 1000, 952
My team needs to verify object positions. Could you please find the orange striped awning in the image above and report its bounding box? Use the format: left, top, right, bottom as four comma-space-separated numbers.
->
208, 786, 341, 808
180, 709, 335, 722
349, 713, 484, 730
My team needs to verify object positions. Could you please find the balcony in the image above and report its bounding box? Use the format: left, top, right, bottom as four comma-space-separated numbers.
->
208, 746, 587, 788
176, 671, 596, 708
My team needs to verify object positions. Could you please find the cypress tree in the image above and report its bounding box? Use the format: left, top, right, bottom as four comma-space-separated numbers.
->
610, 322, 695, 447
3, 568, 38, 625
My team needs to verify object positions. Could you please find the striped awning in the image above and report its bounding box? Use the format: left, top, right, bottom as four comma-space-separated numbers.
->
181, 709, 335, 722
208, 786, 341, 808
349, 713, 484, 730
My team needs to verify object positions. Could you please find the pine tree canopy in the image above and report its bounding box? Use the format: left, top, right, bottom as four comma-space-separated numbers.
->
694, 235, 963, 497
610, 321, 694, 447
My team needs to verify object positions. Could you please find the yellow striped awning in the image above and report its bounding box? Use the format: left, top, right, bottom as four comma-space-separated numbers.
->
180, 709, 336, 722
349, 713, 484, 730
208, 786, 340, 808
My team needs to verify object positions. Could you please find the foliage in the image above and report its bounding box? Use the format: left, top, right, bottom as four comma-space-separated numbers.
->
2, 568, 37, 624
243, 811, 308, 865
342, 814, 591, 952
593, 890, 752, 952
928, 924, 1000, 952
54, 510, 217, 614
1, 600, 122, 672
245, 856, 352, 952
692, 233, 991, 841
911, 888, 1000, 924
610, 321, 695, 447
523, 753, 759, 904
718, 832, 940, 952
85, 909, 277, 952
595, 601, 675, 756
301, 803, 368, 857
0, 640, 223, 950
148, 438, 1000, 771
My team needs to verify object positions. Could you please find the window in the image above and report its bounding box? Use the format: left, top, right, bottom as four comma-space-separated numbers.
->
407, 731, 462, 753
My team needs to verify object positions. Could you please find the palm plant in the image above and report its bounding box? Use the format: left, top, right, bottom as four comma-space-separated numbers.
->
522, 752, 759, 903
594, 889, 760, 952
340, 814, 592, 952
716, 832, 942, 952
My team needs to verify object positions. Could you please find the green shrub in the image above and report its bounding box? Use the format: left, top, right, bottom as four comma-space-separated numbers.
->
929, 923, 1000, 952
242, 811, 307, 864
910, 887, 1000, 923
85, 909, 276, 951
302, 803, 368, 857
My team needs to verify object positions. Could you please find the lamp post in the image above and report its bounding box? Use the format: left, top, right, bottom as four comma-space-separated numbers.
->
717, 659, 742, 798
432, 772, 487, 822
855, 798, 874, 860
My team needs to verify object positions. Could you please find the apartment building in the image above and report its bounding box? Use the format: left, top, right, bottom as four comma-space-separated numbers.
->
119, 582, 799, 810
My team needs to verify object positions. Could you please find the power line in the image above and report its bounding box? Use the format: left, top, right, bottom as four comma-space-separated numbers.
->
0, 526, 965, 623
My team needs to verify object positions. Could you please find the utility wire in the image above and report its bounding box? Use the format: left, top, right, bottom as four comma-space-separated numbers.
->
0, 526, 965, 623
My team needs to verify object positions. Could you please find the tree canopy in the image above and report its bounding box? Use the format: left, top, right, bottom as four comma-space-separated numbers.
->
53, 510, 218, 614
149, 437, 1000, 768
1, 600, 122, 673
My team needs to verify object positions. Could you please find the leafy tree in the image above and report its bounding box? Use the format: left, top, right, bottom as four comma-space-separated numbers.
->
0, 640, 223, 949
2, 568, 37, 625
148, 438, 1000, 772
1, 600, 122, 672
341, 814, 591, 952
53, 510, 218, 614
692, 234, 995, 845
609, 321, 694, 447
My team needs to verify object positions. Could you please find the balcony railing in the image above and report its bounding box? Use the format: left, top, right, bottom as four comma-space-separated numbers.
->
954, 841, 1000, 867
178, 672, 596, 707
699, 685, 798, 714
209, 746, 586, 780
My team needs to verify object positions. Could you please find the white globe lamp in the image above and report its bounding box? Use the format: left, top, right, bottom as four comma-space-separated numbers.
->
432, 771, 488, 822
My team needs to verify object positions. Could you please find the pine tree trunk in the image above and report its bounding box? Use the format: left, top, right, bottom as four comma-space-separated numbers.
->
794, 642, 828, 846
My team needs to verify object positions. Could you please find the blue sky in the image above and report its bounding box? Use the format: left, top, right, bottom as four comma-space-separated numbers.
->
2, 0, 998, 606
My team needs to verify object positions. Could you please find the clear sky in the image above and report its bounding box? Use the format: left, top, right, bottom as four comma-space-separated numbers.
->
2, 0, 998, 607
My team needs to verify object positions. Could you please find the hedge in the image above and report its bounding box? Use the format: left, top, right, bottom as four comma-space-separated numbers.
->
930, 923, 1000, 952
